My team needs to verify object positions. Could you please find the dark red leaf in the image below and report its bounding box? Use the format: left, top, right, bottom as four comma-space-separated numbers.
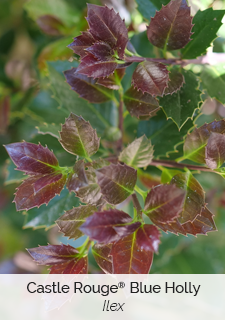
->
124, 86, 160, 120
56, 205, 97, 240
68, 31, 95, 58
164, 69, 185, 95
111, 233, 153, 274
92, 243, 113, 274
64, 68, 113, 103
147, 0, 193, 51
205, 132, 225, 169
170, 171, 205, 223
59, 113, 100, 158
27, 244, 87, 274
132, 61, 169, 96
76, 54, 118, 79
86, 41, 114, 61
4, 142, 59, 175
36, 15, 65, 36
14, 173, 66, 211
86, 4, 128, 59
184, 120, 225, 164
136, 225, 161, 253
113, 222, 141, 237
97, 69, 125, 90
96, 163, 137, 204
80, 209, 136, 243
144, 184, 185, 223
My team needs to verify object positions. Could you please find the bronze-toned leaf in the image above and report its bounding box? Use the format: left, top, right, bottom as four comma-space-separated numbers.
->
205, 132, 225, 169
164, 69, 184, 95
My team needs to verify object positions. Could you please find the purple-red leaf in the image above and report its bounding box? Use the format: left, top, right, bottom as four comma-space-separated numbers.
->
132, 61, 169, 96
27, 244, 87, 274
36, 15, 65, 36
164, 69, 185, 95
64, 68, 113, 103
119, 135, 154, 168
4, 142, 59, 175
56, 205, 97, 240
147, 0, 193, 51
76, 54, 118, 79
86, 41, 114, 61
80, 209, 138, 243
111, 233, 153, 274
59, 113, 100, 158
144, 184, 185, 223
14, 173, 66, 211
205, 132, 225, 169
183, 120, 225, 164
170, 171, 205, 223
96, 163, 137, 204
92, 243, 113, 274
86, 4, 128, 59
136, 225, 161, 253
68, 31, 95, 58
124, 87, 160, 120
97, 69, 125, 90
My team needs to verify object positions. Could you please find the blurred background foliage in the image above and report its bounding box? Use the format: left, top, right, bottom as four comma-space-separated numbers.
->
1, 0, 225, 273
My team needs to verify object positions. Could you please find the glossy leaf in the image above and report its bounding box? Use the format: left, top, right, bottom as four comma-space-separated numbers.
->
170, 171, 205, 223
147, 0, 193, 51
201, 63, 225, 104
64, 68, 114, 103
97, 69, 125, 90
119, 135, 154, 168
205, 132, 225, 169
181, 8, 225, 59
60, 113, 100, 158
144, 184, 185, 223
132, 61, 169, 96
86, 42, 114, 61
86, 4, 128, 59
160, 70, 202, 129
24, 188, 80, 229
96, 163, 137, 204
14, 173, 67, 211
92, 243, 113, 274
164, 69, 184, 95
183, 120, 225, 164
36, 14, 65, 36
76, 54, 118, 79
138, 109, 195, 158
136, 225, 161, 253
80, 209, 139, 243
136, 0, 170, 21
56, 205, 97, 240
68, 31, 95, 58
4, 142, 59, 175
111, 233, 153, 274
124, 86, 160, 119
27, 244, 87, 274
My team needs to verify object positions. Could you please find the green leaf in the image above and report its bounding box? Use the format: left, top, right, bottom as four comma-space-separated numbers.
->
181, 8, 225, 59
161, 168, 181, 184
119, 135, 154, 168
24, 188, 80, 229
47, 63, 114, 135
24, 0, 80, 27
136, 0, 170, 21
137, 109, 195, 158
160, 70, 202, 129
200, 63, 225, 104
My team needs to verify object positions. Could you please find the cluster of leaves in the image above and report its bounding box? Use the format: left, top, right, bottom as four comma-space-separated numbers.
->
3, 0, 225, 274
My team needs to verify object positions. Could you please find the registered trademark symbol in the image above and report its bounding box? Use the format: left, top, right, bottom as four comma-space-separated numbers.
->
118, 282, 125, 288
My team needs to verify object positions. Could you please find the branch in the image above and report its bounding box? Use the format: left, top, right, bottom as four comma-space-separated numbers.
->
150, 159, 214, 172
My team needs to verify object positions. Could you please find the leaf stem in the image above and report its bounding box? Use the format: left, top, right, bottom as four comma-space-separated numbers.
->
132, 193, 142, 220
134, 185, 148, 201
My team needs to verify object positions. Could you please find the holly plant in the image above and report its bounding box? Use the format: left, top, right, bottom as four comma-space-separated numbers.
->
4, 0, 225, 274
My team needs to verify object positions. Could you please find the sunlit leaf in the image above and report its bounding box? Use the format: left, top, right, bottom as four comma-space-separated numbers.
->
59, 113, 100, 158
57, 205, 97, 240
132, 61, 169, 96
64, 68, 114, 103
119, 135, 154, 168
124, 87, 160, 119
27, 244, 88, 274
147, 0, 193, 51
96, 163, 137, 204
136, 225, 161, 253
111, 233, 153, 274
92, 243, 113, 274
